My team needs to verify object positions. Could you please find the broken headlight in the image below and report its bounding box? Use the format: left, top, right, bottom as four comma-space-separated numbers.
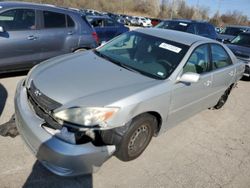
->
53, 107, 119, 128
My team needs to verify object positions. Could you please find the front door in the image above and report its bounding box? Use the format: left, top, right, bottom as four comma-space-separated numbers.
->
0, 8, 41, 72
168, 44, 214, 127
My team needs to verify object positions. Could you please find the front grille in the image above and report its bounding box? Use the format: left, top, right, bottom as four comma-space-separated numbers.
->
27, 81, 62, 130
28, 81, 61, 112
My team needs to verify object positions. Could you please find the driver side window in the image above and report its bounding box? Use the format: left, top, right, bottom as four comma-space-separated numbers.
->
183, 44, 210, 74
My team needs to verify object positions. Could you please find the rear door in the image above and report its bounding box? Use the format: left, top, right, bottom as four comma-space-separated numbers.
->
64, 15, 80, 52
38, 10, 69, 60
209, 43, 236, 104
0, 8, 41, 71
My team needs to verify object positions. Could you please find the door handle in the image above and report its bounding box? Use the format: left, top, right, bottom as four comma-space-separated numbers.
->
204, 80, 212, 86
67, 31, 74, 35
229, 71, 234, 76
27, 35, 37, 40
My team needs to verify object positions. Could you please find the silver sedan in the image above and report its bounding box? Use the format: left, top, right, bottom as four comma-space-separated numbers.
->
15, 28, 245, 176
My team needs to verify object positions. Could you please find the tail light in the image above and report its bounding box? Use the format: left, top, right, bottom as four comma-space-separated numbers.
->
92, 32, 99, 44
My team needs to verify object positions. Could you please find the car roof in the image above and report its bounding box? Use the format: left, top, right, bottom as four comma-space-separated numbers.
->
162, 19, 210, 24
136, 28, 215, 46
86, 15, 110, 19
0, 1, 80, 15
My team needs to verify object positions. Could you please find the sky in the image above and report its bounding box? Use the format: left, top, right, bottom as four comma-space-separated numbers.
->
185, 0, 250, 18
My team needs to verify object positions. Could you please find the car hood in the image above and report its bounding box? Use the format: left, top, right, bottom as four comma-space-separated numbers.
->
227, 44, 250, 60
27, 51, 159, 107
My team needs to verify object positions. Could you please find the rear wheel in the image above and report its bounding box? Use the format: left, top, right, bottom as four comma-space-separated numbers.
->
212, 85, 234, 109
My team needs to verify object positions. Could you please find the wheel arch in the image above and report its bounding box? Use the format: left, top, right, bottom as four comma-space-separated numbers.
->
135, 111, 163, 136
72, 47, 90, 52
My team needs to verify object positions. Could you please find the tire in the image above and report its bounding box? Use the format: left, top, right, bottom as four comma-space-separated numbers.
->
107, 113, 157, 161
212, 85, 233, 110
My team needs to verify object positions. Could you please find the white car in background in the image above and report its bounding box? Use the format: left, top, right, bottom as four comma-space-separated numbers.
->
130, 16, 140, 26
137, 17, 152, 27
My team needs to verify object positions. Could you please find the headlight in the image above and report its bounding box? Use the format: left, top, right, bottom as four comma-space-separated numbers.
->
53, 107, 119, 127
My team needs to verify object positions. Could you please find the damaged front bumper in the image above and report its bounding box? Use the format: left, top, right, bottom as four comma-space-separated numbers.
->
14, 79, 116, 176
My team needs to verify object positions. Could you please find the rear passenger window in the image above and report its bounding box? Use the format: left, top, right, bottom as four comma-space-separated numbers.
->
43, 11, 66, 28
183, 44, 210, 74
211, 44, 232, 69
0, 9, 35, 31
67, 15, 75, 27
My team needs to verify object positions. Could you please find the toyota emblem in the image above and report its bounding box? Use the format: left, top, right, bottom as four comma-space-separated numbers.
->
34, 90, 42, 97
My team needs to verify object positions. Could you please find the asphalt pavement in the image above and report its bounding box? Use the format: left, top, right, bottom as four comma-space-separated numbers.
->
0, 72, 250, 188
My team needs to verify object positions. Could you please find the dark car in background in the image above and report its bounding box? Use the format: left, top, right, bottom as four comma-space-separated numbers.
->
0, 2, 98, 73
86, 15, 129, 44
218, 25, 250, 43
227, 32, 250, 77
155, 19, 218, 40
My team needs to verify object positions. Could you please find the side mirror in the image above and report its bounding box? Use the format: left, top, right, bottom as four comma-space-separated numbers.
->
0, 26, 5, 33
177, 72, 200, 83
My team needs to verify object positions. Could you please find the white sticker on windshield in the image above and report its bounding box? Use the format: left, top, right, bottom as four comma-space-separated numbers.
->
159, 43, 182, 53
179, 22, 188, 26
0, 6, 2, 9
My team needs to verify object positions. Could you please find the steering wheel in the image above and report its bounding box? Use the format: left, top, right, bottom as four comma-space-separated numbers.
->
157, 59, 174, 73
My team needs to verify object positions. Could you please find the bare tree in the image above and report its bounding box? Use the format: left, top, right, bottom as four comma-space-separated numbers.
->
17, 0, 249, 25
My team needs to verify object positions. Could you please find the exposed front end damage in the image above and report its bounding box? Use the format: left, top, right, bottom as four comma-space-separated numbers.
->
15, 79, 116, 176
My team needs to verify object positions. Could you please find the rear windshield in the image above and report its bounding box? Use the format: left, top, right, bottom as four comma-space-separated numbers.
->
156, 21, 190, 32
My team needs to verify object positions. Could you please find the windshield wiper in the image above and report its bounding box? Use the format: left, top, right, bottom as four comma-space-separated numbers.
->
93, 50, 141, 74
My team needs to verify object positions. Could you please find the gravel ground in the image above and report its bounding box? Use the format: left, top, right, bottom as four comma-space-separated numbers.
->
0, 71, 250, 188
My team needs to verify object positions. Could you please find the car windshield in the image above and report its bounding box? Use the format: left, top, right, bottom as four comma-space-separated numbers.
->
156, 21, 190, 32
220, 27, 246, 36
231, 34, 250, 47
95, 31, 189, 80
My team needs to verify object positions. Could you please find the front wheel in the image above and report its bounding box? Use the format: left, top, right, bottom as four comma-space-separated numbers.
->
115, 114, 157, 161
